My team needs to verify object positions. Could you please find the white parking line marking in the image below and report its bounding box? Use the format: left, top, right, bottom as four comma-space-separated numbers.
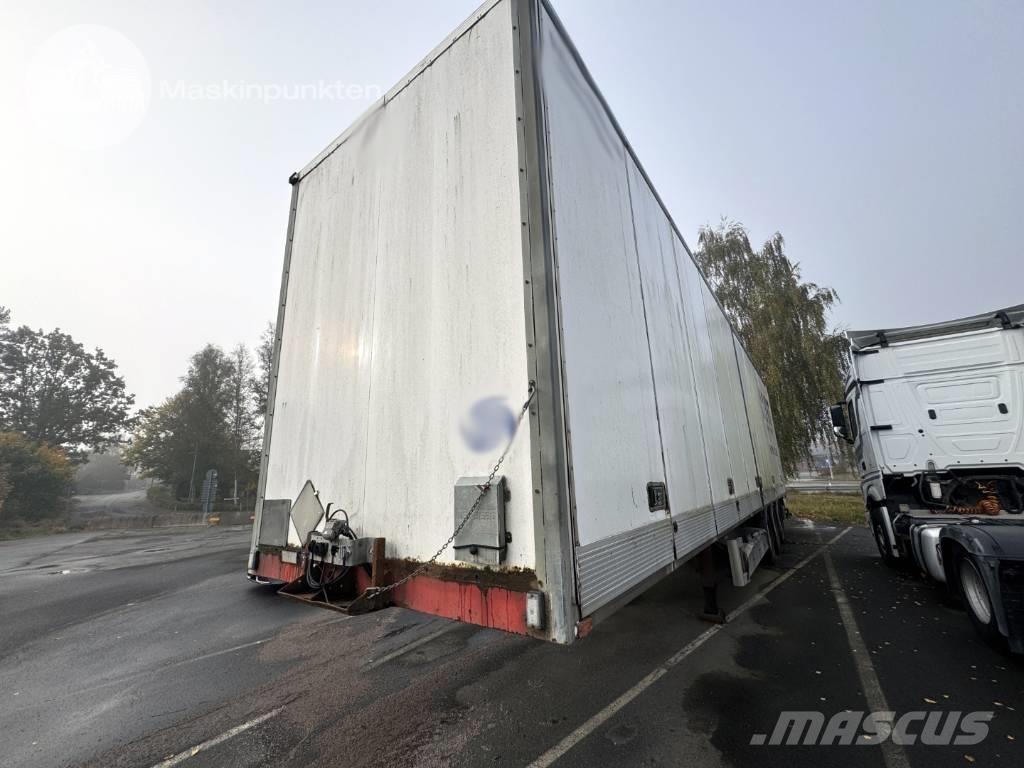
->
824, 549, 911, 768
178, 638, 269, 666
527, 527, 852, 768
148, 707, 283, 768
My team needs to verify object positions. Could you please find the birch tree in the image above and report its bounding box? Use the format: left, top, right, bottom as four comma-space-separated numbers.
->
694, 220, 848, 474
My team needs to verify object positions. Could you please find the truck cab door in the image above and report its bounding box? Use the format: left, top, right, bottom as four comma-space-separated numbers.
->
849, 390, 879, 475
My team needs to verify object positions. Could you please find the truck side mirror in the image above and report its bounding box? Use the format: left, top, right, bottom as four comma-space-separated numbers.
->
829, 403, 853, 444
829, 403, 847, 430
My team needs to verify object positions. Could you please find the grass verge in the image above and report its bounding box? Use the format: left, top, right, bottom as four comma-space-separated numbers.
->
0, 517, 78, 541
787, 492, 866, 526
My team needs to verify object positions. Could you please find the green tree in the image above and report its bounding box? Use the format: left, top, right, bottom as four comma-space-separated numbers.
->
227, 343, 260, 504
694, 220, 848, 474
127, 344, 253, 501
252, 322, 275, 420
0, 322, 134, 459
124, 393, 193, 497
0, 467, 9, 519
0, 432, 74, 522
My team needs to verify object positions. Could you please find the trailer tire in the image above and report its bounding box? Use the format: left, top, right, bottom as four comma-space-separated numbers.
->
762, 503, 782, 565
773, 503, 786, 555
765, 503, 784, 558
763, 524, 778, 567
954, 550, 1005, 649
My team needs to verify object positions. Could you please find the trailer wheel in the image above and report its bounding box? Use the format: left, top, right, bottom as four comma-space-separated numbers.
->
954, 551, 1004, 649
772, 503, 786, 555
762, 503, 783, 564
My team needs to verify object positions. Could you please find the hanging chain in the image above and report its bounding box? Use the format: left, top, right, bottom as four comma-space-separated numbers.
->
361, 381, 536, 600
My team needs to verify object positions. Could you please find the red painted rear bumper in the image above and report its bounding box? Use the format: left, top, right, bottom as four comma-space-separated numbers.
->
252, 551, 530, 636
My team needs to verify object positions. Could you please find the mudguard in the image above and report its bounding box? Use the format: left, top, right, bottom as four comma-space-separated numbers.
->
941, 523, 1024, 653
942, 522, 1024, 559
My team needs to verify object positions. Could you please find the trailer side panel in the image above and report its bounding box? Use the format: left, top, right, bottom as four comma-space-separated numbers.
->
673, 233, 734, 536
626, 159, 717, 555
536, 2, 780, 616
536, 6, 673, 616
535, 0, 788, 617
735, 340, 785, 503
702, 280, 760, 527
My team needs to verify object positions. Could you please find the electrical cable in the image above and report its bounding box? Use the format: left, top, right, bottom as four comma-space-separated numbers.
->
303, 506, 357, 593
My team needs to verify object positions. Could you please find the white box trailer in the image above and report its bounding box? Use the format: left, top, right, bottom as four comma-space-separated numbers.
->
248, 0, 786, 643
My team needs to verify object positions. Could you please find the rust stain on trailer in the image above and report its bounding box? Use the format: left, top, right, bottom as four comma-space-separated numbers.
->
388, 559, 539, 591
392, 575, 531, 636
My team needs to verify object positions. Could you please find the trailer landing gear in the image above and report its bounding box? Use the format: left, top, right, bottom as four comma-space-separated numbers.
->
699, 546, 726, 623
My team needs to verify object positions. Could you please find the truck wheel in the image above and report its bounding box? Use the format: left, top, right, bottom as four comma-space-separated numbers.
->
870, 511, 899, 569
955, 551, 1004, 648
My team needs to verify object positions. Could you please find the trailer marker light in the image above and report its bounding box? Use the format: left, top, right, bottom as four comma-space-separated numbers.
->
526, 591, 545, 630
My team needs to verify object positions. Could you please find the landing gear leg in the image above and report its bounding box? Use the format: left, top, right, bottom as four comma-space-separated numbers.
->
699, 546, 726, 623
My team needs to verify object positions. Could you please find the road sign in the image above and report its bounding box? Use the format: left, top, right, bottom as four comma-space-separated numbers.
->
199, 469, 218, 519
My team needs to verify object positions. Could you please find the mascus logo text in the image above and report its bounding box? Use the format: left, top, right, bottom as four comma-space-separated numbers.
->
750, 710, 994, 746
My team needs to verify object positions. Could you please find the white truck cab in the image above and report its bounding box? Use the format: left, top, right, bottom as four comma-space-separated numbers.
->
831, 305, 1024, 651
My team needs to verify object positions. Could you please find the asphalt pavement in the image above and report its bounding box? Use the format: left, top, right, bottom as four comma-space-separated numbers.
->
0, 527, 333, 768
0, 519, 1020, 768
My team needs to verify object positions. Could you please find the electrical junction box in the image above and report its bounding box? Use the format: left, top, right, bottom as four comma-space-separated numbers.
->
453, 476, 507, 566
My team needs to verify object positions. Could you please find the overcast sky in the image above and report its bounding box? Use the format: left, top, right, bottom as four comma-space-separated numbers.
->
2, 0, 1021, 409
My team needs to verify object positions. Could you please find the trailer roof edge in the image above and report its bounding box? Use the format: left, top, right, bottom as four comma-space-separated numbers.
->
296, 0, 506, 182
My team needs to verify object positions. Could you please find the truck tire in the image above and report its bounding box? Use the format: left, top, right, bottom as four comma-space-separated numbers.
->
954, 550, 1004, 649
870, 508, 900, 569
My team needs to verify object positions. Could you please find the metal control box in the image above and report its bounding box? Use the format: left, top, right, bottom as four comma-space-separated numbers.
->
453, 476, 507, 566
